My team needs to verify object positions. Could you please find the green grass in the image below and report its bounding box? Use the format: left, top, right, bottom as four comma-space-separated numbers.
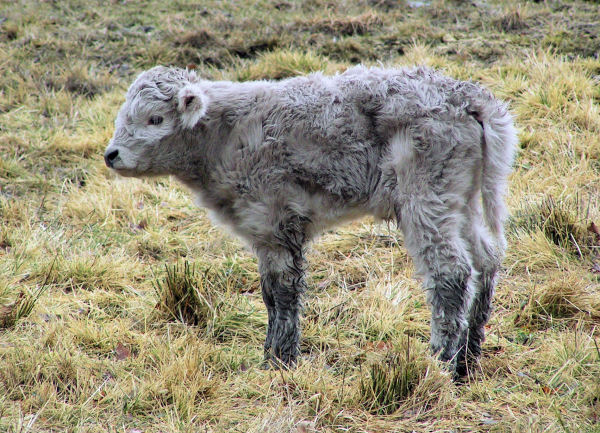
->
1, 0, 600, 431
359, 339, 426, 415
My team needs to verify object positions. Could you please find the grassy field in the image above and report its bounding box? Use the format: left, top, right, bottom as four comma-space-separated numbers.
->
1, 0, 600, 431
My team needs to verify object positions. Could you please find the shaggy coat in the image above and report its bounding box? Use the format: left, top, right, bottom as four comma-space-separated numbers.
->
104, 65, 517, 377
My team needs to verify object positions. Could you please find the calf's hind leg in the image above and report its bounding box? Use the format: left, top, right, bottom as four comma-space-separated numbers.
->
463, 216, 502, 365
399, 198, 474, 375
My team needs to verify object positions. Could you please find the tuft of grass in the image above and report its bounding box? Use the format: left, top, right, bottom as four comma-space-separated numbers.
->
0, 289, 43, 329
46, 67, 113, 99
153, 261, 265, 342
320, 37, 376, 63
153, 261, 217, 326
0, 258, 54, 329
174, 29, 217, 49
509, 196, 596, 258
534, 282, 593, 321
235, 49, 336, 81
359, 339, 425, 415
298, 12, 383, 37
493, 5, 530, 32
515, 272, 600, 329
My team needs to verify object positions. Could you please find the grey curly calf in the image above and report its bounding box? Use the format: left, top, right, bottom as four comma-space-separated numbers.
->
104, 65, 517, 377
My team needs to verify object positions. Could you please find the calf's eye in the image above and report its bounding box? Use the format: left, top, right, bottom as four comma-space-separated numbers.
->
148, 115, 163, 125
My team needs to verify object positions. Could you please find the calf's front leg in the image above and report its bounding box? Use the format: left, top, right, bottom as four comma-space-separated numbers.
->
258, 247, 306, 367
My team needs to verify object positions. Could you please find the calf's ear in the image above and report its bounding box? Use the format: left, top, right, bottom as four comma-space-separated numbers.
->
177, 83, 209, 129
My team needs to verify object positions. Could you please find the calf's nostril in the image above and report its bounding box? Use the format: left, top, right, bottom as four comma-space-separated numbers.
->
104, 149, 119, 167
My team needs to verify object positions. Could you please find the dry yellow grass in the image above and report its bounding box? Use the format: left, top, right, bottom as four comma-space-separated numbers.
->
1, 0, 600, 432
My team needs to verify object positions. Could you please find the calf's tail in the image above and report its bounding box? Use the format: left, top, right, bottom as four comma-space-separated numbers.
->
474, 101, 518, 254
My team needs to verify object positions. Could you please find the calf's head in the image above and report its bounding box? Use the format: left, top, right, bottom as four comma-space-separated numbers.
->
104, 66, 209, 177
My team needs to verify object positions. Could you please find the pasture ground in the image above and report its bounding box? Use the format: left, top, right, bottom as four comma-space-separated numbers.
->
1, 0, 600, 431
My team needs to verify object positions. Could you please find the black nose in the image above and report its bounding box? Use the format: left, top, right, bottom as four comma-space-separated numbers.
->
104, 149, 119, 167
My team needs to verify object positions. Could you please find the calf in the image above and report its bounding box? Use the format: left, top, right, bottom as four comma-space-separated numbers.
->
104, 65, 517, 377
